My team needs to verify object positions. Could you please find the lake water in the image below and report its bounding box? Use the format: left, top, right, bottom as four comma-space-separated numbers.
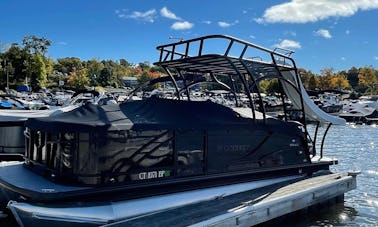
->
286, 124, 378, 226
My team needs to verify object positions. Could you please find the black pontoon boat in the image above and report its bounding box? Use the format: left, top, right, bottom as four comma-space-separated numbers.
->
0, 35, 345, 226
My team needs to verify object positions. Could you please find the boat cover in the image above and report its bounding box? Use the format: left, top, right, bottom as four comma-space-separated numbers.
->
25, 97, 281, 133
0, 105, 78, 124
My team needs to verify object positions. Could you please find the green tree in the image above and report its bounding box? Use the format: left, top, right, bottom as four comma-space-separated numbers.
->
299, 69, 318, 90
101, 60, 120, 87
346, 67, 359, 89
98, 67, 112, 87
22, 35, 51, 56
307, 75, 318, 90
120, 59, 132, 67
21, 35, 51, 89
139, 61, 151, 71
55, 57, 83, 75
26, 53, 48, 90
150, 65, 165, 74
138, 71, 155, 91
43, 57, 55, 88
265, 79, 281, 95
258, 80, 269, 94
4, 61, 15, 89
85, 59, 104, 86
2, 44, 25, 84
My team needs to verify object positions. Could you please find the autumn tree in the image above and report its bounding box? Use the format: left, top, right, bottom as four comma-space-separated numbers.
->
329, 72, 350, 90
67, 67, 89, 89
358, 66, 378, 94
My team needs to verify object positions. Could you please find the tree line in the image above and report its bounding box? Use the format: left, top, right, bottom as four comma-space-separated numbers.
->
299, 67, 378, 96
0, 35, 164, 92
1, 35, 378, 95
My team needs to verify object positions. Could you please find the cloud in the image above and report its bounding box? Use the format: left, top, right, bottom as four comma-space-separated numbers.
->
217, 20, 239, 28
202, 20, 212, 25
171, 21, 194, 30
284, 31, 297, 36
341, 57, 347, 61
160, 7, 181, 20
57, 41, 68, 46
160, 7, 193, 30
314, 29, 332, 39
118, 7, 193, 29
255, 0, 378, 23
375, 56, 378, 60
123, 9, 157, 23
346, 30, 351, 35
115, 9, 127, 18
254, 18, 264, 24
218, 21, 231, 28
275, 39, 301, 49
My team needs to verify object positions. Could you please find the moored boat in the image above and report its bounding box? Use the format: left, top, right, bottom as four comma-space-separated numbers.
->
0, 35, 351, 226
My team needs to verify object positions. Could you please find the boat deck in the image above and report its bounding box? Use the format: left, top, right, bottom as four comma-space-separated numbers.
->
104, 172, 357, 227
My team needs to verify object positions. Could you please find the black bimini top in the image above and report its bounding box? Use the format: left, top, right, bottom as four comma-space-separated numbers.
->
25, 97, 274, 133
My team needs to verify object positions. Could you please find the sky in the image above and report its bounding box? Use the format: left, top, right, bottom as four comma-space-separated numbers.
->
1, 0, 378, 74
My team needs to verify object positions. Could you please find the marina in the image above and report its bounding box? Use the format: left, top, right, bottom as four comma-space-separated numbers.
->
0, 35, 361, 226
2, 0, 378, 225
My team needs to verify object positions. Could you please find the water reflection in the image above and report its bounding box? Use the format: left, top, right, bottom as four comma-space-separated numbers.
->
279, 124, 378, 226
311, 204, 358, 226
258, 203, 359, 226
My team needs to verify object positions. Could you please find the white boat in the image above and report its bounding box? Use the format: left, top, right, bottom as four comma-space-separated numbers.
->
0, 105, 78, 155
0, 89, 117, 155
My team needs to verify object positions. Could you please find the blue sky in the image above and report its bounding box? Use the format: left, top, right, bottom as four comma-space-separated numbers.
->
1, 0, 378, 74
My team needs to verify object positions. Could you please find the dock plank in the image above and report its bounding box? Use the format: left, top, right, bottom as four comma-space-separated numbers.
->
103, 172, 357, 227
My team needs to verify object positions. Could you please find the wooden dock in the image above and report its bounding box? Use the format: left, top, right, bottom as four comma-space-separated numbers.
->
103, 172, 358, 227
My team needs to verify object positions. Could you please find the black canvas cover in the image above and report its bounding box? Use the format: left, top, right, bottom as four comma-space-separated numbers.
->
25, 97, 257, 133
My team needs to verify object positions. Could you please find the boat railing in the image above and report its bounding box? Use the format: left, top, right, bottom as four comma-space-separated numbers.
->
157, 35, 305, 121
156, 35, 327, 157
156, 35, 305, 117
157, 34, 294, 67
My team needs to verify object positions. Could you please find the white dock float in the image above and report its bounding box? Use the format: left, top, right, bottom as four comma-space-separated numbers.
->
191, 172, 357, 227
104, 172, 357, 227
